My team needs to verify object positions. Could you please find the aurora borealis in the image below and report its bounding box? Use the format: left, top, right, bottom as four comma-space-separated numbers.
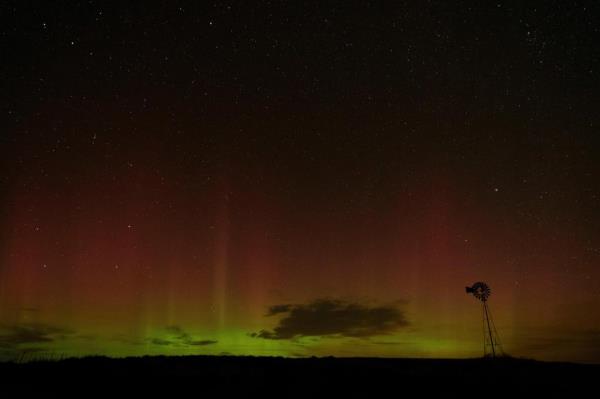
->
1, 2, 600, 363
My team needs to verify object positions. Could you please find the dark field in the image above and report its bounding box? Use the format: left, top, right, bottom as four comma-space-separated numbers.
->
1, 356, 597, 397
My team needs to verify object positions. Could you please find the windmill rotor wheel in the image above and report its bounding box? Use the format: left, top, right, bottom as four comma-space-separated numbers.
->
471, 282, 491, 302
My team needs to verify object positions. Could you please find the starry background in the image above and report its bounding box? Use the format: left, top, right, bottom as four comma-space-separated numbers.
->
1, 1, 599, 362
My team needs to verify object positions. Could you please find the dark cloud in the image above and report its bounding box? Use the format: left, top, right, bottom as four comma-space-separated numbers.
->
148, 326, 217, 347
151, 338, 172, 346
165, 325, 190, 341
252, 298, 409, 340
188, 340, 218, 346
0, 323, 74, 348
266, 304, 292, 316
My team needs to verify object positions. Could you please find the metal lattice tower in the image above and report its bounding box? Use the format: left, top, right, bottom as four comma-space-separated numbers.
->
465, 282, 504, 358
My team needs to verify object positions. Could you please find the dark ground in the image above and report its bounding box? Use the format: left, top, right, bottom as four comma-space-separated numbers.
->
1, 356, 597, 397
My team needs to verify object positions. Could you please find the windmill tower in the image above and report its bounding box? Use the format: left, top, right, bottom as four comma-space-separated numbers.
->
465, 282, 503, 358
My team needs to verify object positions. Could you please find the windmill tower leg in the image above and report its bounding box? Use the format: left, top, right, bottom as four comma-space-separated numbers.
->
483, 301, 495, 358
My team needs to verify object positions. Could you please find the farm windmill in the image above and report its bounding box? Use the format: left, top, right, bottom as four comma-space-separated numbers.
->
465, 281, 504, 358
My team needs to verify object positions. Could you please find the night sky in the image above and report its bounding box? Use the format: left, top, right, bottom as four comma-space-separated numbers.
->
1, 2, 600, 363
